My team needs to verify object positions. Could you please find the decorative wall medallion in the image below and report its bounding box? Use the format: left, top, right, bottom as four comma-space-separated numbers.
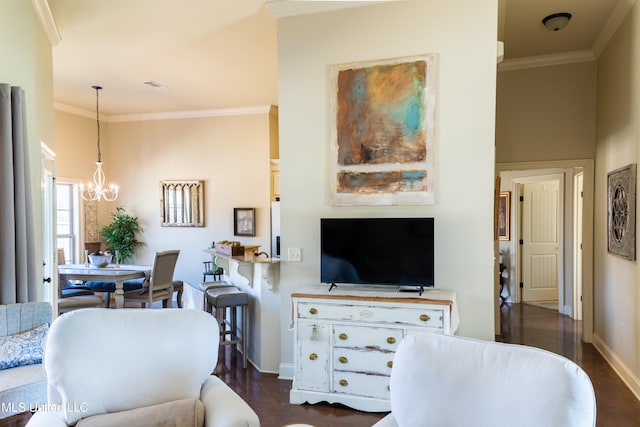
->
607, 164, 636, 260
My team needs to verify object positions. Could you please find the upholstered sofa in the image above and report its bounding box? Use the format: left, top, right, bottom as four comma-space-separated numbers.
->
0, 302, 52, 418
26, 307, 259, 427
374, 332, 596, 427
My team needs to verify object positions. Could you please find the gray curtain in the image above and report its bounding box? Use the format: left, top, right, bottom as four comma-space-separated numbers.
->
0, 83, 38, 304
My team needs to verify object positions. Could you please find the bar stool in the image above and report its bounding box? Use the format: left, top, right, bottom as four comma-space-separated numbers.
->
205, 286, 249, 369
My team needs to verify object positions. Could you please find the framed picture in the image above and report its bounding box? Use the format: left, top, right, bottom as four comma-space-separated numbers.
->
329, 54, 438, 206
607, 164, 636, 260
498, 191, 510, 241
234, 208, 255, 236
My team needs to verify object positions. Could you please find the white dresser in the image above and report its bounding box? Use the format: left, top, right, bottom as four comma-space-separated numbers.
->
289, 286, 458, 412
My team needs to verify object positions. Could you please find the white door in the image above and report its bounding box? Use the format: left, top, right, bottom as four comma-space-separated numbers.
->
522, 181, 560, 302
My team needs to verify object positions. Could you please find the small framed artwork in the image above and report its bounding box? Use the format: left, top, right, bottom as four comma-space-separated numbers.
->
498, 191, 510, 241
607, 164, 636, 260
234, 208, 256, 236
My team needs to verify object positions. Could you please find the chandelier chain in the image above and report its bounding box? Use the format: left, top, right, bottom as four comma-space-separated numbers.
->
94, 85, 102, 162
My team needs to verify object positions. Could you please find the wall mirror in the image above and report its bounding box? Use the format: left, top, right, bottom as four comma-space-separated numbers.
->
161, 180, 204, 227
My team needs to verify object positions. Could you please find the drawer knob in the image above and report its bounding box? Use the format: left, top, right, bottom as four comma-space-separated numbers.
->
387, 361, 393, 368
309, 353, 318, 360
339, 333, 348, 340
339, 379, 349, 387
309, 307, 318, 315
387, 337, 396, 344
420, 314, 431, 322
387, 385, 391, 391
339, 356, 348, 364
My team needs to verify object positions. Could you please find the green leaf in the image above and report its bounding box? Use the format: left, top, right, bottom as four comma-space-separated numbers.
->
99, 207, 144, 263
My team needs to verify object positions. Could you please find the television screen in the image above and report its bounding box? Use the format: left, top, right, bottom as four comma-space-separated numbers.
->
320, 217, 434, 288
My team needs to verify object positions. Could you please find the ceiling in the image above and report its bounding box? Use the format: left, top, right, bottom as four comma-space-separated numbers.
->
43, 0, 630, 117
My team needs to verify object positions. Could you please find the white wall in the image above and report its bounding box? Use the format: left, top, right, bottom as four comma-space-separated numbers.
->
594, 3, 640, 398
55, 111, 274, 291
496, 62, 597, 163
277, 0, 498, 376
1, 1, 55, 301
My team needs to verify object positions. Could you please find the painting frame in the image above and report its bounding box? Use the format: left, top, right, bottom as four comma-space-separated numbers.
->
498, 191, 510, 241
234, 207, 256, 237
329, 54, 438, 206
607, 164, 637, 260
160, 180, 204, 227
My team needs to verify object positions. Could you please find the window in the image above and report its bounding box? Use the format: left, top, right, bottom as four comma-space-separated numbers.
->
56, 181, 81, 264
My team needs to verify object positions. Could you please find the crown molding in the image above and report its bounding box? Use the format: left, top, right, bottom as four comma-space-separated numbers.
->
498, 50, 596, 72
32, 0, 61, 47
54, 102, 272, 122
264, 0, 396, 18
54, 102, 96, 119
592, 0, 636, 58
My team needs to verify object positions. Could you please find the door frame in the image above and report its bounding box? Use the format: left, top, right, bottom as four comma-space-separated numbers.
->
40, 142, 57, 314
496, 159, 594, 343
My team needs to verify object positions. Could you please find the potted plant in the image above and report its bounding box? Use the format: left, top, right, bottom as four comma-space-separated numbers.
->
100, 207, 144, 263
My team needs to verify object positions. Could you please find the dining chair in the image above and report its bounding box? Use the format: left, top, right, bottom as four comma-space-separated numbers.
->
123, 250, 180, 308
56, 248, 94, 298
56, 248, 103, 315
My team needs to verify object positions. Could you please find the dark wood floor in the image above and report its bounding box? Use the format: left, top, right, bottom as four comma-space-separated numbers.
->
3, 303, 639, 427
219, 303, 640, 427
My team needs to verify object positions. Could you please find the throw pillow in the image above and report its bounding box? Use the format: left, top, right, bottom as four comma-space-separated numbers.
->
0, 323, 49, 370
75, 398, 205, 427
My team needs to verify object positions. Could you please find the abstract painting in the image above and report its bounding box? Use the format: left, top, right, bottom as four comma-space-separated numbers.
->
329, 54, 437, 205
607, 164, 636, 260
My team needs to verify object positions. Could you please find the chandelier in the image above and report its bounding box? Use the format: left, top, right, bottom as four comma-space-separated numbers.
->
80, 85, 119, 202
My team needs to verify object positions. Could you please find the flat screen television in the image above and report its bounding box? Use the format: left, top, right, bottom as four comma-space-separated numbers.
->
321, 217, 434, 292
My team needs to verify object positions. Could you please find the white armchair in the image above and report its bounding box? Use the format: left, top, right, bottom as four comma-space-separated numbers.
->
374, 332, 596, 427
27, 308, 259, 427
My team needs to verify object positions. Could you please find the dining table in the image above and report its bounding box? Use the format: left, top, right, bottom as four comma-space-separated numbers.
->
58, 264, 151, 309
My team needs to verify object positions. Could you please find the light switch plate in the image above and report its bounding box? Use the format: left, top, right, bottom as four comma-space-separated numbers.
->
288, 248, 302, 262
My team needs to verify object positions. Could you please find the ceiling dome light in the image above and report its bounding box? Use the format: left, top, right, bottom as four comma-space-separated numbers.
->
542, 12, 572, 31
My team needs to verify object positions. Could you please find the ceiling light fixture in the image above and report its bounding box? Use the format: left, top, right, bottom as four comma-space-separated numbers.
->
80, 85, 119, 202
542, 12, 572, 31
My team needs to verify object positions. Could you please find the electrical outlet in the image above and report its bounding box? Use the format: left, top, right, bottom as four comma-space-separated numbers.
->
288, 248, 302, 262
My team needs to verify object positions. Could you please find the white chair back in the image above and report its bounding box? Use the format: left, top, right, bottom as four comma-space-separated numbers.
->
43, 308, 218, 425
384, 332, 596, 427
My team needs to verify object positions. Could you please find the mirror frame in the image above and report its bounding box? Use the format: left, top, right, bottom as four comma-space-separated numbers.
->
160, 180, 204, 227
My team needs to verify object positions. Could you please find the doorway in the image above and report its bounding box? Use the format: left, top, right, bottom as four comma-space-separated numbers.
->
496, 160, 594, 343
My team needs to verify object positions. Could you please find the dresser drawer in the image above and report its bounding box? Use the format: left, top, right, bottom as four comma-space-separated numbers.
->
333, 325, 402, 351
295, 321, 331, 391
333, 347, 394, 376
333, 371, 390, 400
298, 301, 446, 330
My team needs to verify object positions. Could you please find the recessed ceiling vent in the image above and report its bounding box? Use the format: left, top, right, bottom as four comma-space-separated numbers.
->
143, 80, 169, 89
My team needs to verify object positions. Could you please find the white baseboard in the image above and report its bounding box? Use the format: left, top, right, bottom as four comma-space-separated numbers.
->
592, 333, 640, 400
279, 363, 294, 380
